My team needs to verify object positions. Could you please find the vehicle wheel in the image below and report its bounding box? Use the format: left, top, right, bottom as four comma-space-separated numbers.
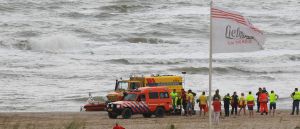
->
108, 112, 118, 119
142, 113, 152, 118
122, 108, 132, 119
155, 107, 165, 118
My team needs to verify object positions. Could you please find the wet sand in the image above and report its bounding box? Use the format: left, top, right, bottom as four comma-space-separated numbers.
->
0, 110, 299, 129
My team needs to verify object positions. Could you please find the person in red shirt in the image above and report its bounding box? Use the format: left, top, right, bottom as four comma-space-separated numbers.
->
212, 98, 221, 125
113, 123, 125, 129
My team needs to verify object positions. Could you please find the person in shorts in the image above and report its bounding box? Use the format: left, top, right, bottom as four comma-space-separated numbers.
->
269, 90, 279, 116
246, 91, 255, 118
198, 91, 207, 116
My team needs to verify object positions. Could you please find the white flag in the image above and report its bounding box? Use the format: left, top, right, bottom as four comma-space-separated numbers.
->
211, 6, 265, 53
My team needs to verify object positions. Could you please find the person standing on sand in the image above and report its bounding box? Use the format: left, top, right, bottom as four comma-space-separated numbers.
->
187, 89, 194, 116
256, 87, 262, 113
238, 93, 246, 115
246, 91, 255, 118
259, 90, 268, 115
198, 91, 207, 116
231, 91, 239, 115
291, 88, 300, 115
212, 98, 221, 125
170, 89, 178, 114
181, 89, 187, 116
223, 93, 231, 117
269, 90, 278, 116
213, 89, 222, 116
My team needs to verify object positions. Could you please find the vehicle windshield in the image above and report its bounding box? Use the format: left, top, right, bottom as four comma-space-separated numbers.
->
117, 81, 129, 91
129, 82, 140, 90
123, 93, 137, 101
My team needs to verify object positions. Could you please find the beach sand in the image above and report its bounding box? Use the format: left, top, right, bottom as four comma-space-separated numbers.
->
0, 110, 299, 129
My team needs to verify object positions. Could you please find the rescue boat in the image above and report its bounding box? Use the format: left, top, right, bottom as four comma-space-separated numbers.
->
83, 102, 106, 111
82, 92, 107, 111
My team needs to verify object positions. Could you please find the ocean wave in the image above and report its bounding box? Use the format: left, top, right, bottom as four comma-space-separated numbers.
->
248, 75, 276, 81
124, 37, 179, 44
60, 12, 90, 19
169, 66, 300, 75
0, 4, 16, 12
100, 4, 151, 13
131, 31, 175, 37
0, 35, 85, 53
267, 31, 300, 37
105, 54, 300, 66
15, 31, 40, 37
107, 58, 188, 65
94, 12, 118, 18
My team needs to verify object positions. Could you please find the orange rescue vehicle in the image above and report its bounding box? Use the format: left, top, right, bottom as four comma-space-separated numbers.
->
107, 87, 172, 119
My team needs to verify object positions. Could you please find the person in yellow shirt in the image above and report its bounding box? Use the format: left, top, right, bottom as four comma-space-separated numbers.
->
246, 91, 255, 118
269, 90, 279, 116
170, 89, 178, 114
238, 93, 246, 115
291, 88, 300, 115
187, 89, 194, 116
198, 91, 207, 116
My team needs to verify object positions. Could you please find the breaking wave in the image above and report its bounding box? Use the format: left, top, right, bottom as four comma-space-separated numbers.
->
60, 12, 90, 19
105, 54, 300, 66
169, 66, 300, 75
124, 37, 179, 44
100, 4, 151, 13
107, 58, 189, 65
0, 35, 84, 52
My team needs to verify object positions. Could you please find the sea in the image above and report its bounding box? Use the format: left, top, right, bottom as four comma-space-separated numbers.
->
0, 0, 299, 112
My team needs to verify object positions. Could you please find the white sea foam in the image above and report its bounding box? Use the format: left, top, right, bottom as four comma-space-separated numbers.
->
29, 34, 84, 53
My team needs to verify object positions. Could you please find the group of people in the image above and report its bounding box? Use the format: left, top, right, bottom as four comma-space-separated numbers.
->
170, 87, 300, 124
170, 89, 196, 116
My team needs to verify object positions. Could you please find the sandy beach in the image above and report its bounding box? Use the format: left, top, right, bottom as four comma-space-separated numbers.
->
0, 110, 299, 129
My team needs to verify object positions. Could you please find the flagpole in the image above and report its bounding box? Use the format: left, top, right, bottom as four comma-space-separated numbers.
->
208, 0, 213, 128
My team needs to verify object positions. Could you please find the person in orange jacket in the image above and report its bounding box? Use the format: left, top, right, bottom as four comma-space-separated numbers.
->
259, 90, 268, 115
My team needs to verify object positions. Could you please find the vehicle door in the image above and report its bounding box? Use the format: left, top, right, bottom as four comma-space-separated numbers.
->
159, 92, 172, 111
136, 94, 149, 113
146, 92, 160, 112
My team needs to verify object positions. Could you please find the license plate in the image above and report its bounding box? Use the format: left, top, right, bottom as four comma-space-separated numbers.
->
107, 108, 113, 112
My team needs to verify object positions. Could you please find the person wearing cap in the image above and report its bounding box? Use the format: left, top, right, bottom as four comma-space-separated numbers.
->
269, 90, 279, 116
291, 88, 300, 115
246, 91, 255, 118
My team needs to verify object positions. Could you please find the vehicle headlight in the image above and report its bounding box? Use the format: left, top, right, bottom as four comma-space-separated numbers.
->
116, 104, 121, 108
